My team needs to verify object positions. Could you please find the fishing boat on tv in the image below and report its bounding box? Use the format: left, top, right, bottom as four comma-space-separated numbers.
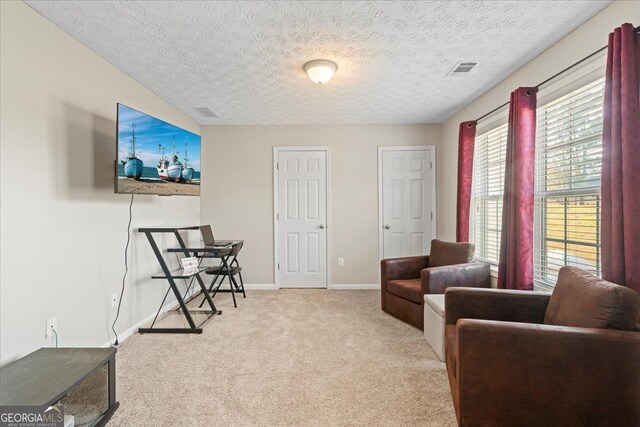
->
157, 144, 169, 181
181, 143, 195, 182
167, 143, 183, 182
122, 123, 143, 179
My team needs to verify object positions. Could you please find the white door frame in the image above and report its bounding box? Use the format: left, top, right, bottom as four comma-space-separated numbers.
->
377, 145, 437, 262
273, 146, 332, 289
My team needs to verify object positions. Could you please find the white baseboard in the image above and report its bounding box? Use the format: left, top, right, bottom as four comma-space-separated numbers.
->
102, 299, 181, 348
244, 284, 276, 290
330, 284, 379, 290
208, 283, 276, 290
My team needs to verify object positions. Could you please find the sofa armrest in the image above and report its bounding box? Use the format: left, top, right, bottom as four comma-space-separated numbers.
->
421, 262, 490, 295
380, 256, 429, 312
454, 319, 640, 426
380, 256, 429, 289
445, 287, 550, 325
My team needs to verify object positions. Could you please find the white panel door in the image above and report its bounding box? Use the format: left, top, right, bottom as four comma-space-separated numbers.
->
382, 149, 434, 259
277, 150, 327, 288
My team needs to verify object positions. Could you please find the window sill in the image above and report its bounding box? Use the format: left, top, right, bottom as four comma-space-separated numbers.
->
534, 281, 555, 293
485, 265, 553, 293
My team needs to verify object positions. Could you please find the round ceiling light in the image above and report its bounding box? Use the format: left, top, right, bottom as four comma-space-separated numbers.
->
303, 60, 337, 85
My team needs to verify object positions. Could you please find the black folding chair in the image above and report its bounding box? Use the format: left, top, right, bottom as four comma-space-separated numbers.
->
202, 241, 245, 308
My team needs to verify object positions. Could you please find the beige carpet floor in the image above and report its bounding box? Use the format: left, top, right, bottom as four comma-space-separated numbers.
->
108, 290, 456, 426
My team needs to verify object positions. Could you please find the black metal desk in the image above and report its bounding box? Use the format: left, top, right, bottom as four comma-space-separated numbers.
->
138, 226, 221, 334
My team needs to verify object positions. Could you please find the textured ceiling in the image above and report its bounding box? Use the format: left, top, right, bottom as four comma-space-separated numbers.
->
27, 1, 611, 124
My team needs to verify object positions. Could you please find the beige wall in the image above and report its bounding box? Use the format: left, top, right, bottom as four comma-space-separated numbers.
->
201, 125, 441, 285
437, 0, 640, 241
0, 2, 201, 364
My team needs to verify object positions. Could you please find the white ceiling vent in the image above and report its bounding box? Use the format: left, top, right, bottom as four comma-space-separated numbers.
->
194, 107, 218, 118
448, 62, 478, 76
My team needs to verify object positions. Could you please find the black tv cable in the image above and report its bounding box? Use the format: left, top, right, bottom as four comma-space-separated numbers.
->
112, 193, 134, 346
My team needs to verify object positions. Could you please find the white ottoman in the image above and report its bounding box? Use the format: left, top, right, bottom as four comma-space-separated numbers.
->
423, 294, 446, 361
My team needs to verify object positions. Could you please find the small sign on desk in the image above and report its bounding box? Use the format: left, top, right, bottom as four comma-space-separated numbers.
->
181, 257, 200, 275
181, 257, 198, 269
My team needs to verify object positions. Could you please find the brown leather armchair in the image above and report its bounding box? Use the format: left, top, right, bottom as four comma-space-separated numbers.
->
444, 267, 640, 427
380, 239, 491, 329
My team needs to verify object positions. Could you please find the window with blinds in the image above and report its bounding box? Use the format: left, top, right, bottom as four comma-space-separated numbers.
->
471, 122, 508, 266
534, 77, 605, 288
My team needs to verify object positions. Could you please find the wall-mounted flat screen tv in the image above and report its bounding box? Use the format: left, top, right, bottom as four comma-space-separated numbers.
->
115, 103, 201, 196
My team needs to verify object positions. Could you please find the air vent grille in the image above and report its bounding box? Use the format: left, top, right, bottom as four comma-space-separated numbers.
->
194, 107, 218, 118
448, 61, 478, 76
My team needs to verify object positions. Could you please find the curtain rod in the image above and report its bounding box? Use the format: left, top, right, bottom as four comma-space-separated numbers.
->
473, 25, 639, 124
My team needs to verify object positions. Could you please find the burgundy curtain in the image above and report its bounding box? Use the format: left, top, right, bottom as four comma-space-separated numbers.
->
497, 87, 538, 290
602, 23, 640, 293
456, 121, 477, 242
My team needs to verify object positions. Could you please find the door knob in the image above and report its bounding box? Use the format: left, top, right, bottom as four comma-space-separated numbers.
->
319, 224, 325, 229
384, 225, 390, 229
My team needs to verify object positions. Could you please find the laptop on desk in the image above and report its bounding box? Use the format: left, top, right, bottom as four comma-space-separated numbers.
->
200, 225, 235, 247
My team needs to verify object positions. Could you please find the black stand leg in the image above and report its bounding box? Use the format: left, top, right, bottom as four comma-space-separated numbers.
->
210, 275, 224, 300
199, 271, 224, 308
206, 268, 223, 294
238, 271, 246, 298
218, 256, 237, 308
208, 273, 236, 308
108, 355, 116, 409
96, 356, 119, 427
228, 274, 238, 308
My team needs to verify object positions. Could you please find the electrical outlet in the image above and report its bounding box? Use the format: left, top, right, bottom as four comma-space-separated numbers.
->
111, 292, 119, 308
46, 317, 58, 338
338, 257, 345, 267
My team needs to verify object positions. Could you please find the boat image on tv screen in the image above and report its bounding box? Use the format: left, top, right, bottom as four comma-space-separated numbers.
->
115, 103, 201, 196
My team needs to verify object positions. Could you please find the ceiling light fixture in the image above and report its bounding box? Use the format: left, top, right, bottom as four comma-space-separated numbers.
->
303, 60, 337, 85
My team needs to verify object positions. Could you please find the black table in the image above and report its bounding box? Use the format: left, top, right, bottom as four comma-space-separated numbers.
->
138, 226, 221, 334
0, 348, 118, 426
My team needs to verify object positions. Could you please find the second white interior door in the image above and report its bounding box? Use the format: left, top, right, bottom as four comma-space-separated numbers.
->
381, 148, 435, 259
277, 149, 327, 288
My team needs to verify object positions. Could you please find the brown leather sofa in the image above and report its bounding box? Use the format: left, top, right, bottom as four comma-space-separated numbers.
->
380, 239, 491, 330
444, 266, 640, 427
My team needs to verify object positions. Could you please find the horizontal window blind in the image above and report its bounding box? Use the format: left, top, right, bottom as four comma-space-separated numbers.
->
471, 122, 508, 266
534, 77, 605, 288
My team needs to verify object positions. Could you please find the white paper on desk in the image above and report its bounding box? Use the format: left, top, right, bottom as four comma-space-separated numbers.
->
181, 257, 198, 269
